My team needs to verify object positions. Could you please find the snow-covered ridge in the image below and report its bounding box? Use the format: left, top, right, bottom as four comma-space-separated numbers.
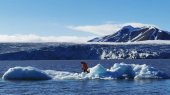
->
89, 25, 170, 42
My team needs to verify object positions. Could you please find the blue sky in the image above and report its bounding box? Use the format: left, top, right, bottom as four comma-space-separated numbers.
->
0, 0, 170, 42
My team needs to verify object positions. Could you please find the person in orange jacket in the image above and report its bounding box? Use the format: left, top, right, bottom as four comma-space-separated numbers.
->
81, 61, 90, 73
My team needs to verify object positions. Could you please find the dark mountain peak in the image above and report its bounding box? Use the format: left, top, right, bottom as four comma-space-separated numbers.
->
89, 25, 170, 42
121, 25, 135, 30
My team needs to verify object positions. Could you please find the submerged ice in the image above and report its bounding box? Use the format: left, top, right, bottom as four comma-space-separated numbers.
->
2, 63, 168, 80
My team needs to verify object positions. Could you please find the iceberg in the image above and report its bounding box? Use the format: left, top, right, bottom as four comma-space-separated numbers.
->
2, 63, 168, 81
2, 66, 51, 80
46, 63, 168, 80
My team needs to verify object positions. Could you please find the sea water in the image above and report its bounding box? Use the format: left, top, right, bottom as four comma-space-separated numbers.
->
0, 59, 170, 95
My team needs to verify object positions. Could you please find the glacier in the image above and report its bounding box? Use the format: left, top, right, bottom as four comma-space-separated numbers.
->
0, 41, 170, 60
2, 63, 168, 80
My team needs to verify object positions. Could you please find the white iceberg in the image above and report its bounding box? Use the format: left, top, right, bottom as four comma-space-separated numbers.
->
2, 66, 51, 80
2, 63, 168, 80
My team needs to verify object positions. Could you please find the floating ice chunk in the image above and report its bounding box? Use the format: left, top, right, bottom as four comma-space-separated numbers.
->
87, 64, 108, 79
89, 64, 106, 74
44, 70, 81, 80
109, 63, 135, 79
44, 63, 169, 80
109, 63, 168, 79
2, 66, 51, 80
2, 63, 168, 81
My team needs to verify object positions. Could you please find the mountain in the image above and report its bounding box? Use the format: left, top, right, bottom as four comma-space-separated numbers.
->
89, 25, 170, 42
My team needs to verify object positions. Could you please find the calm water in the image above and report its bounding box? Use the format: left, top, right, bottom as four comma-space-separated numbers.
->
0, 59, 170, 95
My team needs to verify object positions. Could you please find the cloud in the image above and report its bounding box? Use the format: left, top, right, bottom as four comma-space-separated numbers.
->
0, 34, 94, 42
68, 23, 156, 36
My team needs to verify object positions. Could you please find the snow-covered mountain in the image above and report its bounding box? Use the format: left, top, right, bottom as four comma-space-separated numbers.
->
89, 25, 170, 42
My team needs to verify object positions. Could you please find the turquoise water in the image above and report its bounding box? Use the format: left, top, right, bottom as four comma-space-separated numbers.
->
0, 60, 170, 95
